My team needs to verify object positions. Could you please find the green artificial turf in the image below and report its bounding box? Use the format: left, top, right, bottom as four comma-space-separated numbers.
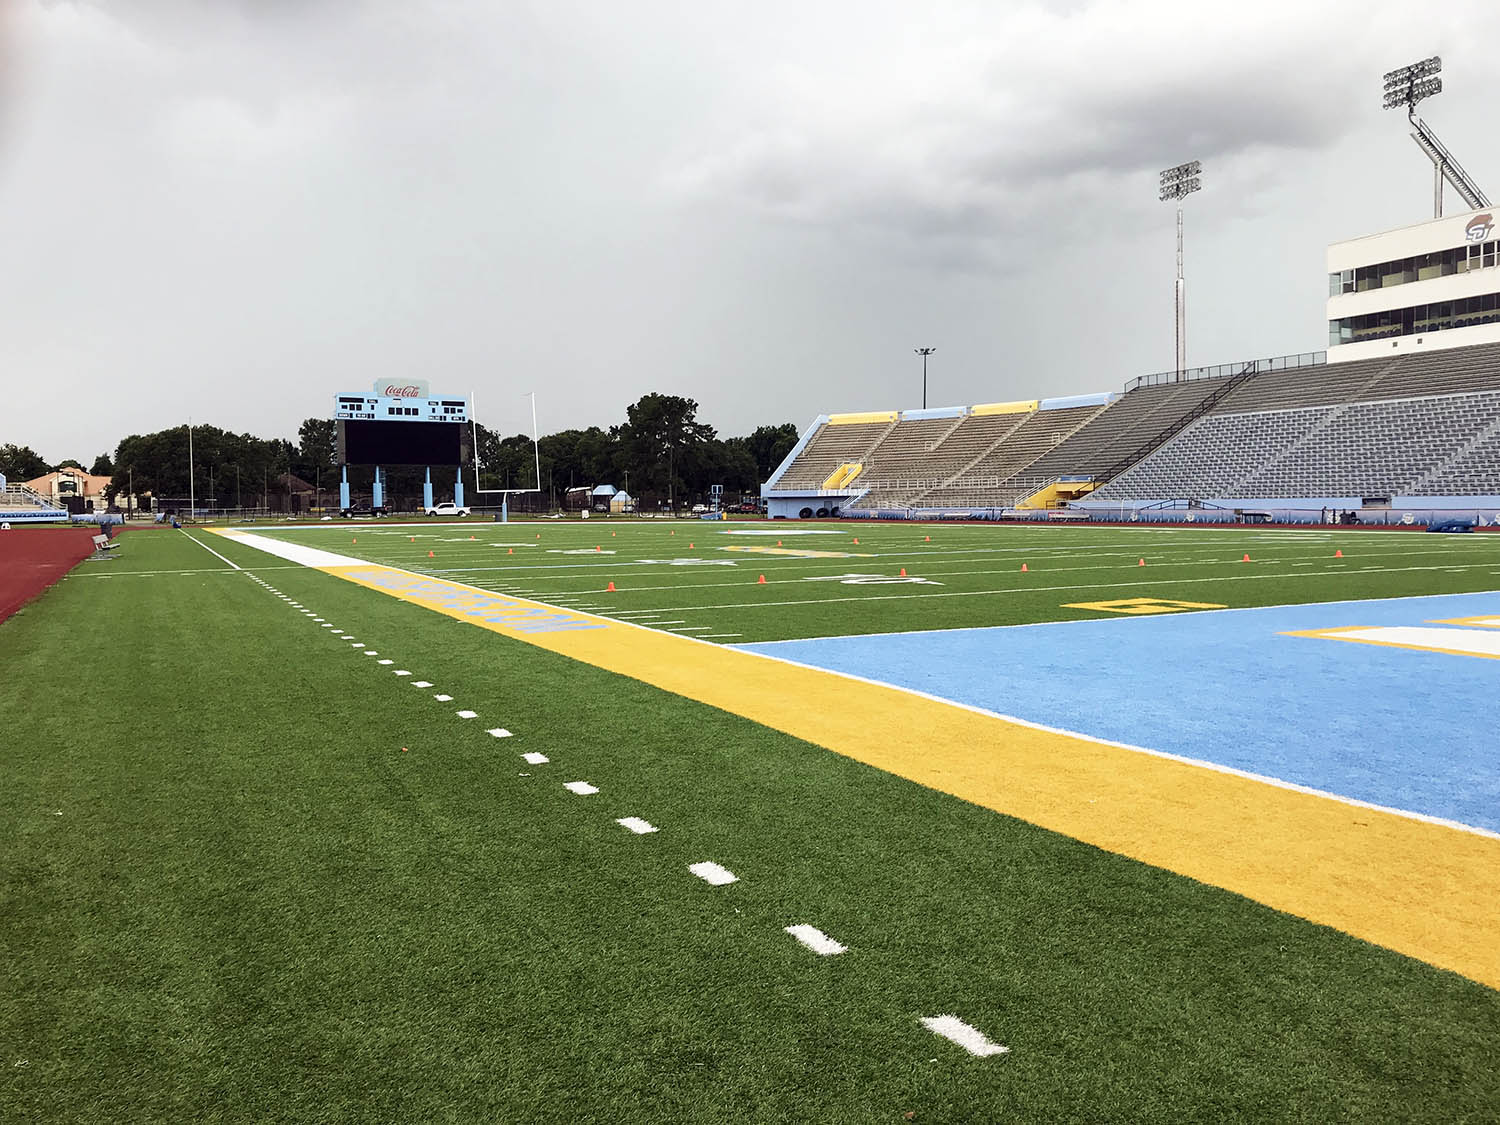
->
247, 518, 1500, 642
2, 528, 1498, 1122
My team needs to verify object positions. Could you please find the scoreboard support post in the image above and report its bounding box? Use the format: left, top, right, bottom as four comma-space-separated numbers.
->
423, 469, 433, 512
372, 467, 384, 511
340, 467, 351, 511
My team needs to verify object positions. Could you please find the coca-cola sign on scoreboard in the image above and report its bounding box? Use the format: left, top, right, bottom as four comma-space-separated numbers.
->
376, 379, 430, 398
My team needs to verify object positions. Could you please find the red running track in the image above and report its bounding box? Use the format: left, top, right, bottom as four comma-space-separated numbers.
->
0, 527, 98, 624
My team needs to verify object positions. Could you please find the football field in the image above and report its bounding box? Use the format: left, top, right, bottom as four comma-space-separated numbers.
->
3, 519, 1499, 1122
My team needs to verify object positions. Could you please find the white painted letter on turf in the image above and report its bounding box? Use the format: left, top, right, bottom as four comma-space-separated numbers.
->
616, 817, 658, 834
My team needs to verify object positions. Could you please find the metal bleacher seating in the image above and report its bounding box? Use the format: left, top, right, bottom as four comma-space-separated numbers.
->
1004, 376, 1237, 498
772, 418, 895, 490
918, 404, 1105, 507
1094, 391, 1500, 501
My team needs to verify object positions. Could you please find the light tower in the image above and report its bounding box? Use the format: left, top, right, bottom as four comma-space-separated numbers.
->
914, 347, 936, 409
1382, 56, 1491, 218
1159, 160, 1201, 381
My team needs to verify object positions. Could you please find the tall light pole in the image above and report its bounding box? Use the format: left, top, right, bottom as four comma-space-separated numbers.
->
1382, 56, 1491, 218
914, 347, 936, 409
187, 418, 195, 520
1159, 161, 1202, 381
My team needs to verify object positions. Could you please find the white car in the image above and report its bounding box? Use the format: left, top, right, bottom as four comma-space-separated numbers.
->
426, 502, 471, 517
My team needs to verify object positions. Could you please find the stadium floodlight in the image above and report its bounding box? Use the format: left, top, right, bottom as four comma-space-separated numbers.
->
1382, 56, 1442, 114
1381, 56, 1490, 217
914, 348, 936, 409
1158, 161, 1202, 380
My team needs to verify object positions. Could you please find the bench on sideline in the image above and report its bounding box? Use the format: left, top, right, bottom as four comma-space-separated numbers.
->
90, 533, 120, 557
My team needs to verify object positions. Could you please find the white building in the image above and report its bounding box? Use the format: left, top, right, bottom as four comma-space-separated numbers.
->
1327, 206, 1500, 363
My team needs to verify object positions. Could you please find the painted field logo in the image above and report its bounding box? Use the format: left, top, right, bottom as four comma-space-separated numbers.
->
1464, 213, 1493, 243
1286, 615, 1500, 660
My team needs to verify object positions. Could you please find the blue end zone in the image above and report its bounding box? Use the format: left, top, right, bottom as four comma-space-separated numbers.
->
737, 592, 1500, 833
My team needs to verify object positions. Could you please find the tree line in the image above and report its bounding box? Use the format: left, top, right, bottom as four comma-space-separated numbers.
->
3, 394, 799, 512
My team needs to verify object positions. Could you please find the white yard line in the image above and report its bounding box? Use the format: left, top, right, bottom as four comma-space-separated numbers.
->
688, 861, 738, 886
785, 924, 846, 956
563, 780, 599, 795
179, 530, 243, 570
616, 817, 658, 834
522, 751, 549, 765
920, 1015, 1009, 1057
487, 728, 512, 738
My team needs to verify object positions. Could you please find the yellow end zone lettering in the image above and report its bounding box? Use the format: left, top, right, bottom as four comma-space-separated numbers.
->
1065, 597, 1228, 615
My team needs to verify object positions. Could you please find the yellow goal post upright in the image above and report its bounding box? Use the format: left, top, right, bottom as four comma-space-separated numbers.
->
470, 390, 542, 521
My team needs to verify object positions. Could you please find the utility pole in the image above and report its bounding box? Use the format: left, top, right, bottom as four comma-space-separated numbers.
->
914, 348, 936, 409
187, 418, 195, 520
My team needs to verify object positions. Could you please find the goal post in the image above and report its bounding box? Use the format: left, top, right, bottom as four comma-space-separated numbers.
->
470, 391, 542, 519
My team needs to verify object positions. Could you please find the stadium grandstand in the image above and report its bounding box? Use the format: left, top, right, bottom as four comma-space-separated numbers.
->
0, 474, 69, 523
763, 203, 1500, 523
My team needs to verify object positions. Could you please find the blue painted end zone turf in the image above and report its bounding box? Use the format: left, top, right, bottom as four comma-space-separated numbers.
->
737, 593, 1500, 833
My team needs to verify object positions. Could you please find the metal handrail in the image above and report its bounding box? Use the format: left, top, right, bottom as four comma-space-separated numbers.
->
1123, 351, 1326, 393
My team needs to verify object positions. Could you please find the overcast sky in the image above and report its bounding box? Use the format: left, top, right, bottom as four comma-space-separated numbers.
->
4, 0, 1500, 464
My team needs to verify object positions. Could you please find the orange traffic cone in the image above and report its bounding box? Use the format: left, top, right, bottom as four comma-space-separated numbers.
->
1021, 563, 1029, 572
507, 548, 513, 555
853, 537, 859, 544
428, 550, 435, 558
899, 567, 907, 577
352, 538, 357, 544
924, 535, 931, 542
776, 540, 782, 546
1138, 558, 1145, 566
596, 545, 601, 552
689, 542, 694, 549
611, 531, 616, 537
606, 581, 616, 592
469, 535, 475, 540
409, 536, 415, 542
1242, 553, 1251, 562
757, 574, 766, 584
670, 530, 675, 536
1334, 549, 1343, 557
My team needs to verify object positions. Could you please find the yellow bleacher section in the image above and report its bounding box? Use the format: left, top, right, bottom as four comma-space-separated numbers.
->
827, 411, 899, 425
1015, 479, 1099, 509
821, 463, 863, 489
970, 400, 1039, 417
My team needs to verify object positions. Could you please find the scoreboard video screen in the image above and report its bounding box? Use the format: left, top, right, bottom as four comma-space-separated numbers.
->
341, 420, 465, 466
333, 384, 471, 466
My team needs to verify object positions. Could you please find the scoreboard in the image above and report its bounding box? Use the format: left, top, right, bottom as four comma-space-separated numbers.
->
335, 382, 471, 466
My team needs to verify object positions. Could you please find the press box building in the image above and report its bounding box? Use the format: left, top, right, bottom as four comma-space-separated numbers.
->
1327, 206, 1500, 363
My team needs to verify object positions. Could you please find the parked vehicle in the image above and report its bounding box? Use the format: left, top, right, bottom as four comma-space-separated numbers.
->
426, 501, 471, 517
340, 503, 387, 518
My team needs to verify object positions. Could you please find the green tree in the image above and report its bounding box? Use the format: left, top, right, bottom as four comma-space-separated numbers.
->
295, 418, 337, 478
0, 444, 50, 481
614, 394, 715, 508
54, 458, 86, 472
744, 423, 800, 482
90, 452, 114, 476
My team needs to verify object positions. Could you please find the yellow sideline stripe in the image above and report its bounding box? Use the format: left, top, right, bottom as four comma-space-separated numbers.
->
263, 552, 1500, 989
